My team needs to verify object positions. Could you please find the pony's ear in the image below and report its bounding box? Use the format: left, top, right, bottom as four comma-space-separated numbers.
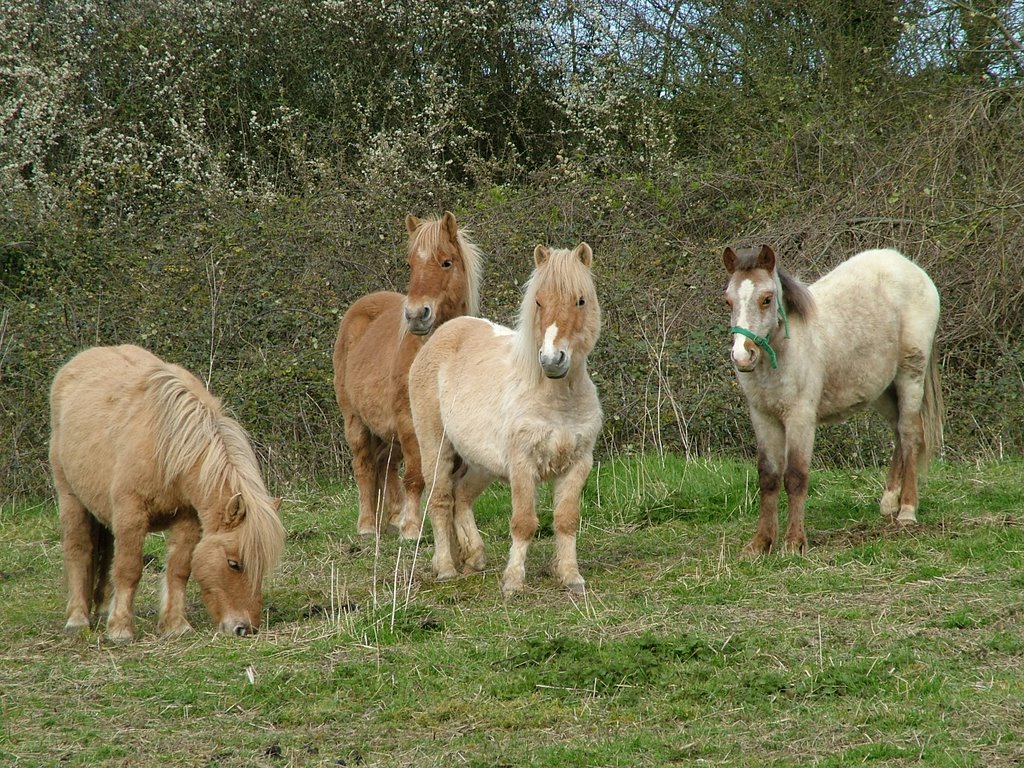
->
405, 214, 421, 235
441, 210, 459, 241
224, 492, 247, 529
757, 244, 776, 272
723, 246, 738, 273
271, 497, 283, 513
574, 242, 593, 267
534, 245, 551, 267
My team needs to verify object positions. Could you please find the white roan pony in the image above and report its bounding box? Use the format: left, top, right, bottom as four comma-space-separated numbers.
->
410, 243, 602, 595
723, 245, 942, 555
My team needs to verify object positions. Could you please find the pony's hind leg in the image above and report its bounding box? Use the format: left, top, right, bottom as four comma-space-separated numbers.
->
395, 410, 426, 540
57, 488, 96, 633
91, 519, 114, 617
452, 465, 491, 574
376, 439, 405, 532
892, 353, 929, 524
874, 386, 903, 518
158, 515, 201, 638
422, 436, 460, 581
551, 459, 592, 594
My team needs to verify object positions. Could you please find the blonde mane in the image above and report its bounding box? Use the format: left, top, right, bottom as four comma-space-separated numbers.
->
147, 368, 284, 586
407, 216, 484, 317
512, 247, 599, 382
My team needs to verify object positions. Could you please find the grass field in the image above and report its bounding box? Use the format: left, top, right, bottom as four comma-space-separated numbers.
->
2, 455, 1023, 767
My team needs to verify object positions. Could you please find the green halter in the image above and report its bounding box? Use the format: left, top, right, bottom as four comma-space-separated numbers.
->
729, 281, 790, 370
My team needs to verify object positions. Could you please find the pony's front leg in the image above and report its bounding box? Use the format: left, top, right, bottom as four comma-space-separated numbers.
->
781, 418, 816, 555
502, 466, 539, 596
551, 458, 592, 594
744, 418, 785, 557
106, 496, 148, 642
157, 515, 201, 638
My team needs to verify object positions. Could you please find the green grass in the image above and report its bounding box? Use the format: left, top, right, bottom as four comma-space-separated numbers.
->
2, 456, 1024, 767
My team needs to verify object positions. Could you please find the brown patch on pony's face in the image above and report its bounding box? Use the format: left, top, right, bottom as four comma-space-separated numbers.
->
532, 243, 599, 379
191, 530, 263, 635
404, 211, 469, 336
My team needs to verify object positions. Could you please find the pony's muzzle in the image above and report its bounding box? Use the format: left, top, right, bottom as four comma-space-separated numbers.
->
221, 618, 257, 636
540, 349, 569, 379
404, 304, 434, 336
731, 337, 758, 372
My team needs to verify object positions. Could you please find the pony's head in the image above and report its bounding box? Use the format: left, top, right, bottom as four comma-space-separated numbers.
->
517, 242, 600, 379
190, 491, 285, 636
723, 244, 813, 372
403, 211, 482, 336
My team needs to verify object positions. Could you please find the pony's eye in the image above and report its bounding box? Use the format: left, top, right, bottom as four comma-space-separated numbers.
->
762, 295, 772, 307
536, 300, 542, 308
577, 297, 586, 307
227, 559, 242, 572
441, 259, 453, 269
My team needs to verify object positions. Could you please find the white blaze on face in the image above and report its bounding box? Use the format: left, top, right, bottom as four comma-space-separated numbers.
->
541, 323, 560, 358
731, 278, 756, 363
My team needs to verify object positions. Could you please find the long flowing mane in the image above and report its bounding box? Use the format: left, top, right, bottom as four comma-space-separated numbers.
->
512, 247, 599, 382
146, 368, 285, 585
407, 216, 484, 317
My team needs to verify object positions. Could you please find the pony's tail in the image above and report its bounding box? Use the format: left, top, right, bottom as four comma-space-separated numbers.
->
91, 518, 114, 613
919, 340, 944, 475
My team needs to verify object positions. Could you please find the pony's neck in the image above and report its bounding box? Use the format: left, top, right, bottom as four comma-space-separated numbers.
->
540, 359, 592, 395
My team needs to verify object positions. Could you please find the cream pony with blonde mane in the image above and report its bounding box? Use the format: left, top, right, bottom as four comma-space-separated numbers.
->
50, 344, 286, 641
410, 243, 602, 595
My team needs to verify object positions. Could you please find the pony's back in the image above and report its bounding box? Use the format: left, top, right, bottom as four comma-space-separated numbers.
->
50, 345, 214, 520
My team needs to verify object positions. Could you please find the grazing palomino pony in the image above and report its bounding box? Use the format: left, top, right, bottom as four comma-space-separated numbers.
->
410, 243, 602, 595
722, 245, 943, 555
333, 211, 482, 538
49, 345, 286, 641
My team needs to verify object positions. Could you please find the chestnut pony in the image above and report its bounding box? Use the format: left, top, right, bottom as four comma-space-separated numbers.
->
723, 245, 942, 555
333, 212, 482, 537
410, 243, 602, 595
49, 345, 286, 641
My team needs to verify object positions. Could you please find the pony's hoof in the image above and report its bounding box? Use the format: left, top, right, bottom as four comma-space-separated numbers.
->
158, 621, 194, 639
564, 577, 586, 595
500, 581, 524, 598
356, 524, 377, 537
897, 506, 918, 524
741, 539, 771, 558
782, 537, 807, 556
397, 522, 422, 541
64, 618, 90, 634
433, 566, 458, 582
880, 490, 900, 517
463, 553, 486, 573
105, 628, 134, 644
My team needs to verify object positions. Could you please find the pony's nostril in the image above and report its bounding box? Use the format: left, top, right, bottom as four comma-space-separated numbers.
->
235, 624, 250, 637
557, 350, 566, 365
421, 306, 432, 321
